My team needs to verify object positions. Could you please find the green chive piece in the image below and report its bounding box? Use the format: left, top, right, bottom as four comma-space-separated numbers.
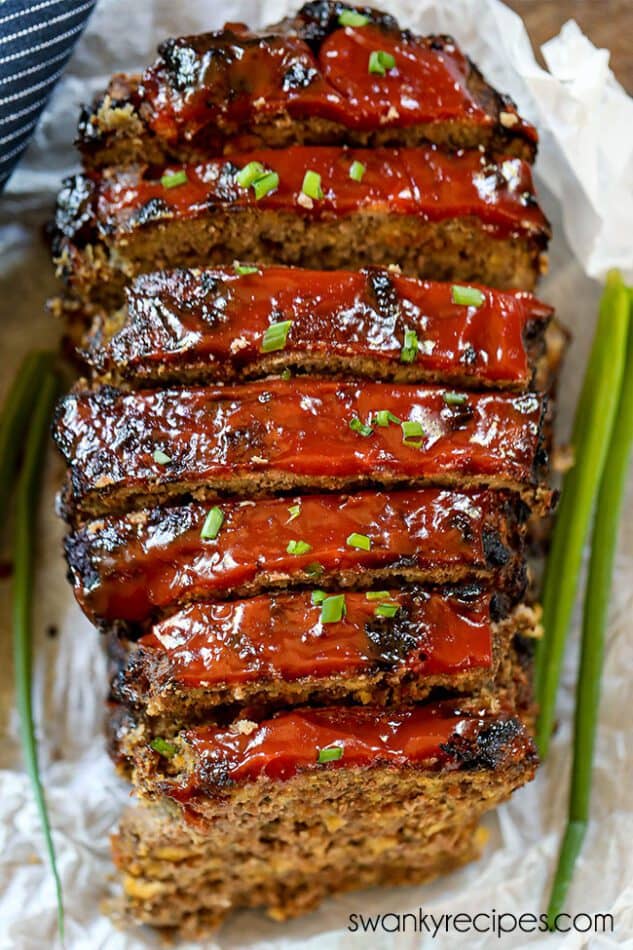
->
535, 272, 630, 759
400, 328, 419, 363
443, 392, 468, 406
287, 539, 312, 555
338, 10, 370, 27
375, 602, 399, 618
252, 171, 279, 200
234, 264, 259, 275
349, 159, 366, 182
153, 449, 171, 465
305, 562, 324, 576
545, 279, 633, 926
160, 169, 188, 189
311, 590, 326, 605
368, 49, 396, 75
374, 410, 401, 427
451, 284, 485, 308
236, 161, 265, 188
280, 368, 292, 380
349, 416, 373, 437
150, 738, 179, 758
317, 745, 344, 763
365, 590, 391, 601
346, 532, 371, 551
321, 594, 347, 624
201, 506, 224, 540
261, 320, 292, 353
401, 420, 424, 444
12, 365, 64, 938
286, 504, 301, 523
301, 169, 323, 200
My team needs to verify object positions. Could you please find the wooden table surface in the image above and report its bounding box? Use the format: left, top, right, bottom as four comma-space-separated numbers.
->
506, 0, 632, 91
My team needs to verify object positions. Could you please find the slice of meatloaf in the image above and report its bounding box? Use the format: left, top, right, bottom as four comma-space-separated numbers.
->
53, 147, 550, 306
65, 488, 529, 630
83, 265, 553, 390
53, 378, 551, 520
110, 701, 536, 932
112, 803, 482, 934
78, 2, 537, 171
109, 590, 540, 721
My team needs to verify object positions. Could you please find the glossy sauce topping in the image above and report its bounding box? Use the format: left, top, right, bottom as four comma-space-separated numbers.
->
55, 379, 547, 513
66, 488, 519, 625
163, 703, 532, 794
139, 587, 494, 686
140, 13, 536, 143
95, 146, 549, 240
94, 266, 552, 387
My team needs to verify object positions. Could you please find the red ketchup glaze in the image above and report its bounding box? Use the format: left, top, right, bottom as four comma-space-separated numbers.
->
95, 146, 549, 240
67, 489, 516, 625
55, 379, 547, 509
165, 704, 530, 793
139, 588, 494, 686
140, 19, 536, 142
101, 266, 553, 387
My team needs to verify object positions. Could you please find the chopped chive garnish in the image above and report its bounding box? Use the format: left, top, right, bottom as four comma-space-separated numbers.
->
317, 745, 344, 763
253, 171, 279, 200
346, 532, 371, 551
153, 449, 171, 465
374, 602, 399, 618
200, 506, 224, 540
451, 284, 485, 307
306, 562, 324, 576
349, 416, 373, 437
321, 594, 346, 624
234, 264, 259, 275
160, 169, 188, 189
368, 49, 396, 75
311, 590, 326, 605
280, 368, 292, 380
338, 10, 370, 27
262, 320, 292, 353
301, 169, 323, 200
287, 539, 312, 555
236, 161, 265, 188
286, 503, 301, 523
365, 590, 391, 601
150, 738, 178, 758
374, 410, 401, 427
401, 420, 424, 444
400, 328, 419, 363
349, 159, 366, 182
443, 392, 468, 406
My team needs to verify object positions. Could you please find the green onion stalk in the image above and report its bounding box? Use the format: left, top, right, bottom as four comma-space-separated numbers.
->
535, 271, 630, 758
546, 285, 633, 925
11, 365, 64, 937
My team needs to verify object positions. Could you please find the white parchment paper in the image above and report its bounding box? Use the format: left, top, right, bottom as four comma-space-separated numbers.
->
1, 1, 633, 947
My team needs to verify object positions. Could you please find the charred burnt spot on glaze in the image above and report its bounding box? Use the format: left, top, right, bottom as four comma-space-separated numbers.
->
482, 528, 510, 568
132, 197, 171, 227
364, 606, 421, 669
282, 61, 318, 91
441, 717, 532, 771
448, 510, 476, 545
156, 37, 203, 90
54, 174, 96, 245
297, 1, 398, 51
211, 161, 241, 203
364, 267, 400, 321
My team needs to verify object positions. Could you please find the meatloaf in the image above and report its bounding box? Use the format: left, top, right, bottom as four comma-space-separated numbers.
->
53, 378, 551, 520
53, 147, 550, 307
110, 589, 540, 719
78, 2, 537, 170
64, 488, 529, 630
83, 265, 553, 390
111, 701, 537, 933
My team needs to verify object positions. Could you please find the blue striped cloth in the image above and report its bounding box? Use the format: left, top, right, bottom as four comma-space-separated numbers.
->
0, 0, 96, 191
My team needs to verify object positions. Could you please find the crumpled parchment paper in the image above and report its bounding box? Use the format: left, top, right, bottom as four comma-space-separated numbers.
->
1, 1, 632, 947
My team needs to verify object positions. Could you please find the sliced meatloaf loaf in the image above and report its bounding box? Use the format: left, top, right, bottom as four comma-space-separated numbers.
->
65, 488, 529, 630
110, 700, 536, 932
53, 378, 551, 520
53, 147, 550, 306
109, 589, 540, 718
78, 1, 537, 170
84, 265, 553, 390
